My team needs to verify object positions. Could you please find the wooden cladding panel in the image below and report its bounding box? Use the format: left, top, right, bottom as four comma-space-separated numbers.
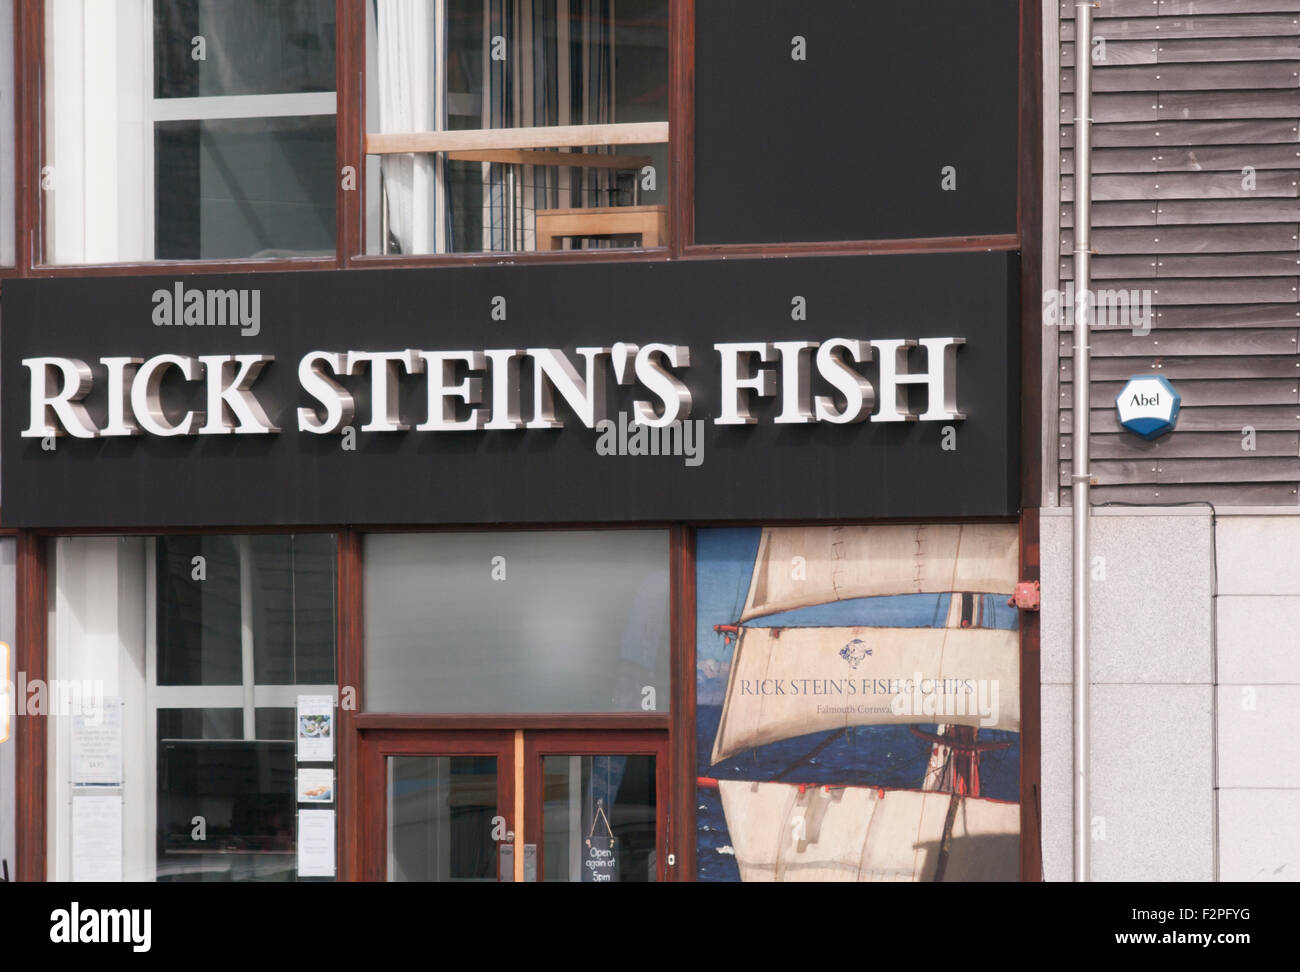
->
1063, 252, 1300, 279
1061, 353, 1300, 379
1063, 61, 1300, 91
1061, 171, 1299, 200
1054, 275, 1297, 301
1061, 225, 1299, 252
1061, 482, 1300, 503
1061, 119, 1299, 147
1061, 456, 1300, 485
1061, 89, 1300, 123
1061, 36, 1300, 66
1060, 377, 1300, 408
1061, 404, 1300, 432
1085, 429, 1300, 456
1059, 327, 1300, 355
1064, 145, 1300, 175
1061, 14, 1300, 41
1064, 1, 1300, 18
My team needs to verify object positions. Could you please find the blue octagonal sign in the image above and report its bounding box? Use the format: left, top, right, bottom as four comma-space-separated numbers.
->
1116, 375, 1181, 440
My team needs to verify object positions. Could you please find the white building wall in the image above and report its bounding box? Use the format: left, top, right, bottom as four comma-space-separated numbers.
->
1214, 516, 1300, 881
1040, 507, 1300, 881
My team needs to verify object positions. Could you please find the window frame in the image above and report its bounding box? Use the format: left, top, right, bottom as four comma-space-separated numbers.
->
40, 531, 340, 881
351, 0, 680, 266
22, 0, 343, 276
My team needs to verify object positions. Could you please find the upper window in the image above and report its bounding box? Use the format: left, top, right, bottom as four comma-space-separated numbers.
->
42, 0, 337, 265
363, 0, 669, 256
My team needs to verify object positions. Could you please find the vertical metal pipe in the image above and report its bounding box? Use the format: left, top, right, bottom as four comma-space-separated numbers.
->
238, 536, 255, 741
1072, 1, 1095, 883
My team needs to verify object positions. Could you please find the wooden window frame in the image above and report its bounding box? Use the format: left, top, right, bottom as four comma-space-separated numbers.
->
523, 729, 670, 883
357, 727, 516, 882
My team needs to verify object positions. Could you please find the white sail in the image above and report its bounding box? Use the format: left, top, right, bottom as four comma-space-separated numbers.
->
717, 780, 1019, 882
740, 524, 1019, 622
711, 625, 1019, 764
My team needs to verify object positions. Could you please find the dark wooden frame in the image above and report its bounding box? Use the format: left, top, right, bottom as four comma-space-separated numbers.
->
356, 728, 516, 882
14, 531, 47, 882
6, 0, 1044, 883
523, 729, 669, 882
1017, 0, 1044, 882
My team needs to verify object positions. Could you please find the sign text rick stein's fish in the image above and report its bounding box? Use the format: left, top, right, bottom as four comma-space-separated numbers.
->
22, 339, 966, 439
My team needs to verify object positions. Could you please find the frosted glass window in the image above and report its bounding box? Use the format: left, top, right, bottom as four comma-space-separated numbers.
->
363, 531, 669, 713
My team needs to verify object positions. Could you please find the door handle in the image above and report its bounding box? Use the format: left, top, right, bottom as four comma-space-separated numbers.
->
499, 837, 515, 882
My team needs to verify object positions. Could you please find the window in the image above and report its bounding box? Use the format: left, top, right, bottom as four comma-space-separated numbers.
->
42, 0, 336, 264
364, 0, 669, 255
363, 530, 670, 711
46, 534, 337, 881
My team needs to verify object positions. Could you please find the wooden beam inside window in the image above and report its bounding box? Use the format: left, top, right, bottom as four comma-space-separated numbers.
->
366, 121, 669, 155
444, 149, 652, 169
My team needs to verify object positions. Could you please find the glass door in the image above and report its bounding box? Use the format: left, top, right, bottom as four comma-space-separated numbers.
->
525, 731, 668, 883
361, 729, 668, 881
360, 730, 514, 882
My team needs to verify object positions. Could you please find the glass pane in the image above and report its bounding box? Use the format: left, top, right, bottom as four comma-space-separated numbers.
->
365, 0, 669, 255
157, 707, 243, 741
44, 0, 336, 264
387, 756, 499, 881
249, 535, 337, 685
48, 535, 339, 882
153, 0, 336, 98
254, 707, 294, 740
542, 754, 656, 882
156, 739, 297, 881
155, 116, 336, 260
157, 536, 243, 685
363, 531, 670, 713
157, 535, 337, 686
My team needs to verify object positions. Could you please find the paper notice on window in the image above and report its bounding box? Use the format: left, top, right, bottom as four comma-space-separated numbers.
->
73, 794, 123, 882
296, 695, 333, 763
1, 641, 10, 744
297, 768, 334, 804
71, 697, 124, 785
297, 809, 335, 877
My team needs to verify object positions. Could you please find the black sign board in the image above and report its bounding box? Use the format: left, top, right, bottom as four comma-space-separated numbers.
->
694, 0, 1019, 245
1, 252, 1018, 528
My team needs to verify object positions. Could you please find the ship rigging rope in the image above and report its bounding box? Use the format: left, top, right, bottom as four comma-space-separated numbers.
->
770, 728, 849, 782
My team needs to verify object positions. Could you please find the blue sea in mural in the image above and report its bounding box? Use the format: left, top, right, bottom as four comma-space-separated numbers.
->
694, 527, 1022, 882
695, 705, 1020, 881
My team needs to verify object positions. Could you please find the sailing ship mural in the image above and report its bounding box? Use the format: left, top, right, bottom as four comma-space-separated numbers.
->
696, 524, 1022, 881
